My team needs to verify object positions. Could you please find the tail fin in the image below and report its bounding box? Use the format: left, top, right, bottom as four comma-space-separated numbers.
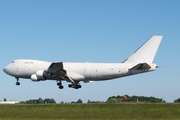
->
124, 36, 163, 64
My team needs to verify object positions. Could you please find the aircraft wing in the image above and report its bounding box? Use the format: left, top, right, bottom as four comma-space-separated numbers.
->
47, 62, 66, 77
47, 62, 85, 81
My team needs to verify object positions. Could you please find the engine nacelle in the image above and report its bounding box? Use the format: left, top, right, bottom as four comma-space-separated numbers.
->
36, 70, 46, 80
31, 74, 39, 81
30, 70, 46, 82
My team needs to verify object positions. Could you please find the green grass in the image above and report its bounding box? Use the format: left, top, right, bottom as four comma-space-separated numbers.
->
0, 103, 180, 120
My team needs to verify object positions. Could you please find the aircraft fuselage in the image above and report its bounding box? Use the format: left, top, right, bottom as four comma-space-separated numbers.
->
4, 59, 156, 82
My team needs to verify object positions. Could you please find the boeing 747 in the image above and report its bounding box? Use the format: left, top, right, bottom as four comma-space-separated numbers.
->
3, 36, 163, 89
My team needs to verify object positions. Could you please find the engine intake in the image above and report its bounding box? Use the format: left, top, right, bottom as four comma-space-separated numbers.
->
31, 70, 46, 81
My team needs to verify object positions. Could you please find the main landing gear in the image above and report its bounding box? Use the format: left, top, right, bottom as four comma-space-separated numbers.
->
57, 81, 64, 89
15, 77, 20, 86
67, 77, 82, 89
68, 83, 82, 89
57, 81, 82, 89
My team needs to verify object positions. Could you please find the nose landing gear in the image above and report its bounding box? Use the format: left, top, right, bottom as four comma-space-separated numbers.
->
15, 77, 20, 86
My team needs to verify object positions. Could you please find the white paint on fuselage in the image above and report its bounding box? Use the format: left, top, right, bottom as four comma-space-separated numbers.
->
4, 59, 51, 79
63, 62, 129, 81
4, 59, 156, 82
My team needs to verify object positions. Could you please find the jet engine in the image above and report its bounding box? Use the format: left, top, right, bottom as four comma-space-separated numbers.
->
31, 70, 47, 81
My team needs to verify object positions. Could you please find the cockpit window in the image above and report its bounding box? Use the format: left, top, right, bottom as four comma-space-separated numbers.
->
12, 61, 14, 63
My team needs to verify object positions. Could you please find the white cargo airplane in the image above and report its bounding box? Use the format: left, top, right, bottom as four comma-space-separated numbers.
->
3, 36, 162, 89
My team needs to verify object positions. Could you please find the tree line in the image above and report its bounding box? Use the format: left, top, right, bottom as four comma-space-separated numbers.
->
20, 98, 56, 104
106, 95, 165, 103
4, 95, 175, 104
174, 98, 180, 103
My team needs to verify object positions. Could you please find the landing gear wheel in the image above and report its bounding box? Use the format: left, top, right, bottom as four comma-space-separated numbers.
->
16, 82, 20, 86
75, 85, 82, 89
77, 85, 82, 88
57, 82, 61, 86
68, 84, 72, 88
59, 86, 64, 89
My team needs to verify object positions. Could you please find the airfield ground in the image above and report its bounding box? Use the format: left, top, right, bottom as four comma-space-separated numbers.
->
0, 103, 180, 120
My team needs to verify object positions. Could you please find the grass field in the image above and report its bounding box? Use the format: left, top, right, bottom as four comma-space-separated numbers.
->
0, 103, 180, 120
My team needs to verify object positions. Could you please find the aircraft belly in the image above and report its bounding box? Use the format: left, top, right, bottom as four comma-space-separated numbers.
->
96, 67, 119, 80
83, 63, 98, 80
84, 68, 97, 80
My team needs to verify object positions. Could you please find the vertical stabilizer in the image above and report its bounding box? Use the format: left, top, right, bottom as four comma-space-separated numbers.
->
124, 36, 163, 64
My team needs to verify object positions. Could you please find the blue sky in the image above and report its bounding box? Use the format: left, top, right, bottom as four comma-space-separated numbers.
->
0, 0, 179, 103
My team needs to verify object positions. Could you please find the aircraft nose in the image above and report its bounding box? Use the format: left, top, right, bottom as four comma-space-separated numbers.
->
3, 64, 13, 75
3, 66, 8, 74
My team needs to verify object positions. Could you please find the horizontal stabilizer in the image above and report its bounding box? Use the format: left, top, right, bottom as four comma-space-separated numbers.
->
129, 63, 151, 70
